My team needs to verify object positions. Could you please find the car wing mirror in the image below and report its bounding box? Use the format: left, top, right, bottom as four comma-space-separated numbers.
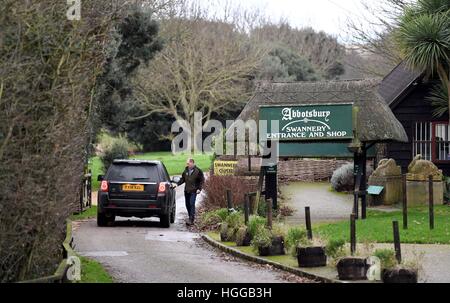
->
97, 175, 105, 182
171, 176, 181, 184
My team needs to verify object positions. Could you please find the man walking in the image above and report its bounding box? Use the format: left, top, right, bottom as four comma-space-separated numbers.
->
178, 159, 205, 225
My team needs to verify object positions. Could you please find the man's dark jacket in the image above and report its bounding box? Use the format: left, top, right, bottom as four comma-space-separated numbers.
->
178, 166, 205, 194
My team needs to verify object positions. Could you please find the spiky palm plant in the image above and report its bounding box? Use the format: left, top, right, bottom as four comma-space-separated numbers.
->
427, 81, 450, 117
396, 0, 450, 118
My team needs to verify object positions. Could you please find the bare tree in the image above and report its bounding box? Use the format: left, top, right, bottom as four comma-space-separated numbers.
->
343, 0, 414, 76
132, 1, 267, 126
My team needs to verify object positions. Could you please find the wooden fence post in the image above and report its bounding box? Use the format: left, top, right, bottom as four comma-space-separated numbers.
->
393, 221, 402, 264
402, 174, 408, 230
266, 199, 273, 230
429, 175, 435, 230
244, 194, 250, 226
305, 207, 313, 240
350, 214, 356, 256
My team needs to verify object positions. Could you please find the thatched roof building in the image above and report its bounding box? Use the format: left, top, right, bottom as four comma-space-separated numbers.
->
235, 79, 408, 143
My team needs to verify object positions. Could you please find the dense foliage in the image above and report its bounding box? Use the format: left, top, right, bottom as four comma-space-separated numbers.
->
0, 0, 131, 282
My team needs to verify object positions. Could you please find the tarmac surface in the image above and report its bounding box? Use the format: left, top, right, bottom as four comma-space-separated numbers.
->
74, 186, 308, 283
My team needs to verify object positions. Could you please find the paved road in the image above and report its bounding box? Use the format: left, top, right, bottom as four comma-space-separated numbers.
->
74, 187, 304, 283
281, 182, 354, 224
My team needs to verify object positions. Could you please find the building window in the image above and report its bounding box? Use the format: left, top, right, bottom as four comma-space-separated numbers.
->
413, 122, 450, 162
413, 122, 432, 161
434, 123, 450, 162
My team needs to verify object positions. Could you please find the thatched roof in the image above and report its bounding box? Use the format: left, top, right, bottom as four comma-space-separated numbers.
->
235, 79, 408, 143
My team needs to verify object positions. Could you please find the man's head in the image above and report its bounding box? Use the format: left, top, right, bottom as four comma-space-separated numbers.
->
186, 158, 195, 170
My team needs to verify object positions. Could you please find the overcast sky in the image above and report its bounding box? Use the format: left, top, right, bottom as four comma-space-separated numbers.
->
204, 0, 383, 42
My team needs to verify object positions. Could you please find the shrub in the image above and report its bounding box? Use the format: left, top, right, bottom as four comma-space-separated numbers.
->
285, 227, 309, 256
251, 225, 273, 251
203, 176, 257, 211
325, 239, 346, 260
235, 227, 252, 247
331, 163, 373, 192
0, 1, 133, 282
225, 211, 245, 241
248, 216, 267, 238
100, 136, 130, 171
374, 249, 398, 270
331, 163, 354, 192
198, 208, 229, 231
97, 132, 140, 155
272, 222, 287, 238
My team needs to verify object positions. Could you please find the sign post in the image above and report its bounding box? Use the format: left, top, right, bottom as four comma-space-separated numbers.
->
213, 161, 238, 176
259, 103, 360, 218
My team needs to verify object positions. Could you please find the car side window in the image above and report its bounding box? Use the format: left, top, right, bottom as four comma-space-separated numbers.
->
162, 165, 170, 181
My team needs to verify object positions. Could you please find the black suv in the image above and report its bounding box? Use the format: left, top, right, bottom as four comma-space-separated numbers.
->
97, 160, 177, 228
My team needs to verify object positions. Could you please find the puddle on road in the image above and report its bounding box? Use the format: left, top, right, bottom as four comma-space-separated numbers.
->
80, 251, 129, 257
145, 231, 199, 242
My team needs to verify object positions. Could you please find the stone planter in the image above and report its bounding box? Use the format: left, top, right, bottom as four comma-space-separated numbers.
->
258, 236, 285, 257
368, 175, 403, 206
406, 179, 443, 206
382, 268, 418, 284
336, 257, 369, 281
297, 247, 327, 268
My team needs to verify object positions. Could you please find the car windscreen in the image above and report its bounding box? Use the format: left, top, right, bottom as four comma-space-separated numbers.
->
107, 164, 159, 182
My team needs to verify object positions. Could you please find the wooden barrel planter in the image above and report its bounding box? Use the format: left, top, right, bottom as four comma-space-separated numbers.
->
337, 257, 369, 281
258, 236, 285, 257
297, 247, 327, 268
235, 230, 252, 247
382, 268, 418, 284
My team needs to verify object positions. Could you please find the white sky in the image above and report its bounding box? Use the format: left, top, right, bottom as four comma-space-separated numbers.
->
202, 0, 384, 42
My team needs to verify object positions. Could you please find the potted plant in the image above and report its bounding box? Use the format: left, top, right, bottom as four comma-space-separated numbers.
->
336, 256, 369, 281
251, 225, 273, 256
220, 211, 243, 242
235, 226, 252, 247
251, 225, 286, 257
321, 239, 346, 267
374, 249, 418, 284
284, 227, 328, 268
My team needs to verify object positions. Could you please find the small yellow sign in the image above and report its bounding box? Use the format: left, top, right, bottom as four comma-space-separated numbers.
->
214, 161, 238, 176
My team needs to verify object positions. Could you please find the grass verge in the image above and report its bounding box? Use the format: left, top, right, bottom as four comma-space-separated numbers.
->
207, 232, 299, 268
70, 206, 97, 221
78, 255, 114, 283
316, 205, 450, 244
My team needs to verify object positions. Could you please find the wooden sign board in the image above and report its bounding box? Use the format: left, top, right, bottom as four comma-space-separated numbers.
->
214, 161, 238, 176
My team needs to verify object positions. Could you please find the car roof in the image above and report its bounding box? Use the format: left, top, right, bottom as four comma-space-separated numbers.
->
112, 159, 162, 165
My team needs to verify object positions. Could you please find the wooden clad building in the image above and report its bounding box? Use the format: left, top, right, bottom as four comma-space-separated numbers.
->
379, 62, 449, 175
